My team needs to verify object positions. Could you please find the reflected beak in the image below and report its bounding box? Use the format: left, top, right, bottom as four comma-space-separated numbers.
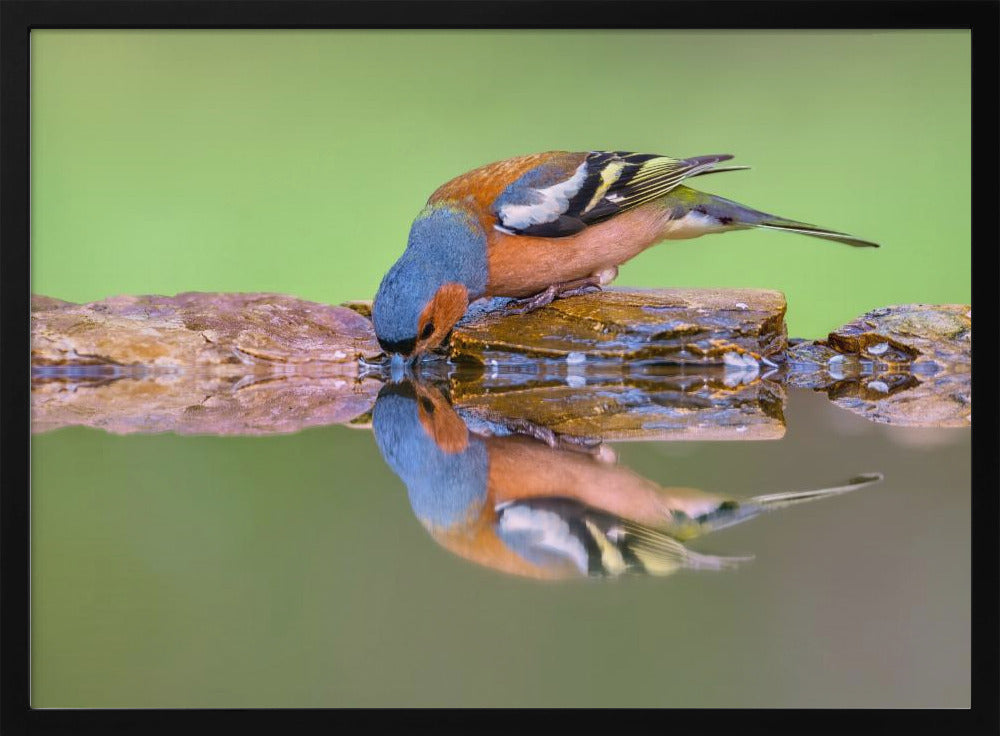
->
389, 352, 408, 381
387, 350, 426, 381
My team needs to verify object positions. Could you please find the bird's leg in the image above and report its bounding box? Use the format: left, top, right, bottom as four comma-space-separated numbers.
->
503, 269, 615, 316
502, 284, 560, 316
474, 410, 611, 459
497, 416, 609, 458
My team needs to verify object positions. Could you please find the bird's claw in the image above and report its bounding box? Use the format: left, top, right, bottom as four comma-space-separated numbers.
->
502, 286, 559, 316
558, 283, 603, 299
502, 279, 603, 316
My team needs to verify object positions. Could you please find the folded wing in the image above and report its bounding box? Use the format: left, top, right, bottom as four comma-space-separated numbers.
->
492, 151, 741, 238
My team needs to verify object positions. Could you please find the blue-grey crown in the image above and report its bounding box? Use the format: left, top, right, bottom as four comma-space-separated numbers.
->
372, 205, 488, 352
372, 254, 437, 354
372, 384, 488, 529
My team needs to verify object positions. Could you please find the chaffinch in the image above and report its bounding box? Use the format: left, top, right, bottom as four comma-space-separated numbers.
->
372, 379, 882, 580
372, 150, 879, 359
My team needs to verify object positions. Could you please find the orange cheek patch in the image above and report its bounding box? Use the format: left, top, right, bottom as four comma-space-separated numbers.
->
428, 408, 470, 454
417, 300, 435, 340
427, 282, 469, 350
414, 283, 470, 355
414, 301, 437, 356
433, 283, 470, 331
415, 386, 469, 454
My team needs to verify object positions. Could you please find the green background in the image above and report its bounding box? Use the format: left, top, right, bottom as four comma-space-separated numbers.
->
31, 30, 970, 337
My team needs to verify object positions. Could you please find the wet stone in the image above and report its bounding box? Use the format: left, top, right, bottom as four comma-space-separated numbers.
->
788, 304, 971, 372
30, 293, 971, 433
785, 304, 971, 428
447, 288, 787, 365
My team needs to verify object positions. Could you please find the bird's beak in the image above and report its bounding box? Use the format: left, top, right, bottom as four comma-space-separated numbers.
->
387, 350, 426, 381
389, 352, 408, 381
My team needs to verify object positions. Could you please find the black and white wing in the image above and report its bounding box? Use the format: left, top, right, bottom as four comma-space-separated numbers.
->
491, 150, 745, 238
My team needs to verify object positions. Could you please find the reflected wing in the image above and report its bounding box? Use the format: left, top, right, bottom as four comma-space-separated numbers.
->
491, 151, 742, 238
495, 498, 748, 577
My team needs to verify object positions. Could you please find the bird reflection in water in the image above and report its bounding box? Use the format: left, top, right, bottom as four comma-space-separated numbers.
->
372, 379, 881, 580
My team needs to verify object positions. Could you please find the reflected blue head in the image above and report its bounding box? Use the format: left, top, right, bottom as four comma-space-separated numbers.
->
372, 205, 488, 353
372, 384, 489, 529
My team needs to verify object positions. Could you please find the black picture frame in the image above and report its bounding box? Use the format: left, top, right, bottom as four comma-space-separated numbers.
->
2, 2, 997, 734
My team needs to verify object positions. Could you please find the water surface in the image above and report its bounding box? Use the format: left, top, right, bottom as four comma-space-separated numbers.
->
31, 385, 969, 708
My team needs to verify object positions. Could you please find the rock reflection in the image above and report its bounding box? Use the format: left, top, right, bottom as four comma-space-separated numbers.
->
30, 366, 380, 436
372, 379, 882, 580
822, 370, 969, 428
449, 368, 786, 441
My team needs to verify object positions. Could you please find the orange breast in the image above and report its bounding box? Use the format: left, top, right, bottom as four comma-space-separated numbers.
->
486, 436, 673, 525
486, 435, 727, 525
486, 204, 671, 297
428, 501, 573, 580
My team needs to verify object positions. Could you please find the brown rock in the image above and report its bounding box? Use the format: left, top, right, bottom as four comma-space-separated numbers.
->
820, 371, 971, 428
31, 295, 76, 311
817, 304, 969, 370
448, 288, 787, 364
31, 292, 381, 369
340, 300, 373, 319
448, 371, 786, 441
31, 372, 380, 436
30, 292, 971, 434
785, 304, 971, 428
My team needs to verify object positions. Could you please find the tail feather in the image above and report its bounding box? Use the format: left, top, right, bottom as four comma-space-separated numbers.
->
674, 187, 880, 248
688, 164, 751, 177
755, 217, 880, 248
749, 473, 884, 511
684, 473, 884, 535
679, 155, 751, 181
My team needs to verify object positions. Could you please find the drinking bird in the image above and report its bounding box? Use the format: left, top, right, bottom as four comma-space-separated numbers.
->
372, 150, 879, 359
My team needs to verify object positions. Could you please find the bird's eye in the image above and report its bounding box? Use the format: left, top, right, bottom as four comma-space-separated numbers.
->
420, 322, 435, 340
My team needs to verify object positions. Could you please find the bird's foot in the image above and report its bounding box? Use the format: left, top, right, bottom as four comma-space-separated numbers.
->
558, 282, 604, 299
502, 275, 604, 316
484, 412, 608, 458
502, 285, 559, 316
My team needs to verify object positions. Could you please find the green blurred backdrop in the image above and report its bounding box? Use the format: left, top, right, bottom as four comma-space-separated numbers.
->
31, 30, 970, 337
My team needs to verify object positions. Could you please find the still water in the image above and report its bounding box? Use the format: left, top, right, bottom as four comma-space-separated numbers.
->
31, 377, 970, 708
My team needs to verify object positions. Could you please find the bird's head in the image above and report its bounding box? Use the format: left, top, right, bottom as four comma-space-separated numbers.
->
372, 205, 486, 361
372, 268, 469, 360
372, 379, 487, 531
